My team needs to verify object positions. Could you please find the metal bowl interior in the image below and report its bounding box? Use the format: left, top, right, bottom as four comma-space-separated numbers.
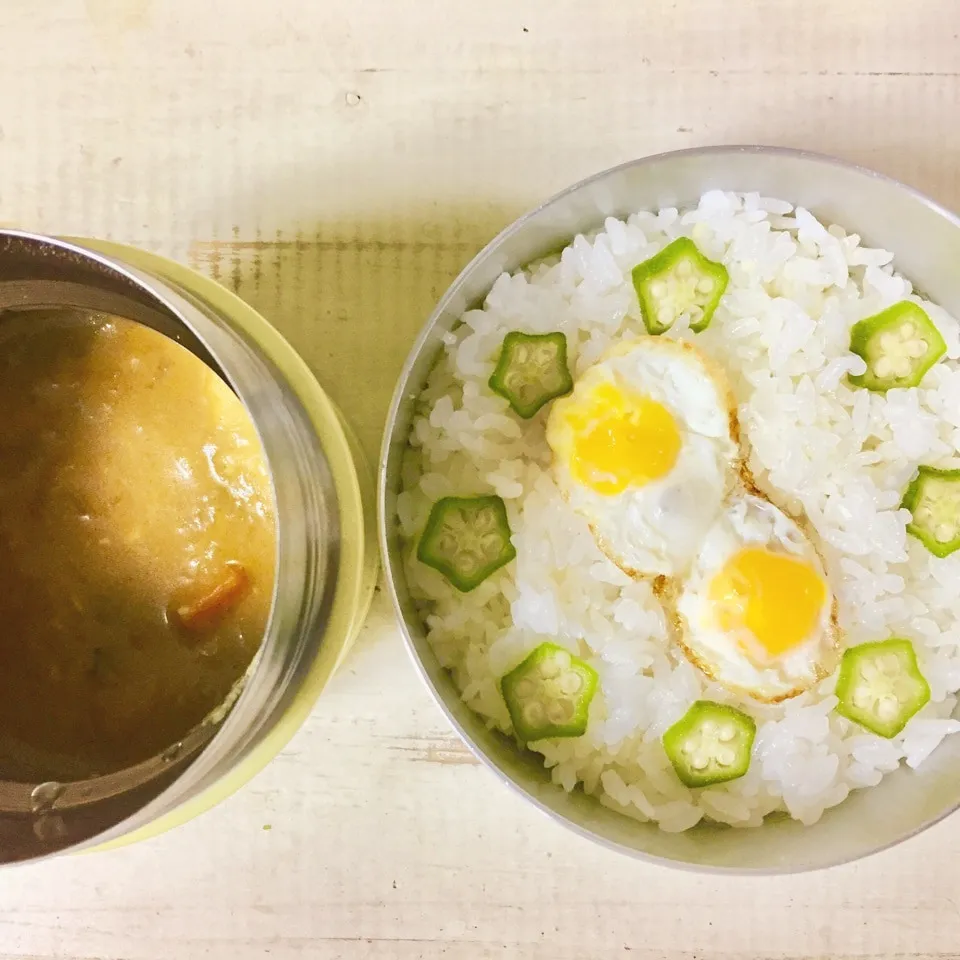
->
379, 146, 960, 873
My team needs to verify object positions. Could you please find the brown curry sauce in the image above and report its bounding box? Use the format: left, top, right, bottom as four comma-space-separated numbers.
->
0, 312, 276, 781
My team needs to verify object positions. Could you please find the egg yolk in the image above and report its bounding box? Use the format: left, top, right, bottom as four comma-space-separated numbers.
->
566, 382, 681, 495
708, 547, 827, 658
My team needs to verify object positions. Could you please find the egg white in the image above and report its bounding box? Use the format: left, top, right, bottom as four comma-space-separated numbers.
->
675, 493, 840, 703
546, 337, 740, 578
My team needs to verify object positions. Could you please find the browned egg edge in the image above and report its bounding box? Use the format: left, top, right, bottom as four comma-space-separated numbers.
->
560, 336, 748, 583
659, 527, 844, 705
549, 335, 844, 703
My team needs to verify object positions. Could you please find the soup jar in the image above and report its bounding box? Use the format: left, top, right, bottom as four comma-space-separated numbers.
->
0, 230, 378, 863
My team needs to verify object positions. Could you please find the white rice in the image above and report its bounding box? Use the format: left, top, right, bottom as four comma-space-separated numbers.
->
398, 190, 960, 831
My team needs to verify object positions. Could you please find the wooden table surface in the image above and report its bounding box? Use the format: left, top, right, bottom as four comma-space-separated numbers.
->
1, 2, 960, 958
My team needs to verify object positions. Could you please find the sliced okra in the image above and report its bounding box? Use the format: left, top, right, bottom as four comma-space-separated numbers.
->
632, 237, 729, 335
848, 301, 946, 392
488, 331, 574, 418
500, 642, 598, 741
662, 700, 756, 788
902, 466, 960, 558
835, 639, 930, 738
417, 495, 516, 592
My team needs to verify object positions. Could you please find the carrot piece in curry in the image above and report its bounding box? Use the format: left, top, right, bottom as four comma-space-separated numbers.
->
174, 563, 250, 632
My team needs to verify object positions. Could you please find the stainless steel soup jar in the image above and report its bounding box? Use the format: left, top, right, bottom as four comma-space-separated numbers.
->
0, 230, 378, 863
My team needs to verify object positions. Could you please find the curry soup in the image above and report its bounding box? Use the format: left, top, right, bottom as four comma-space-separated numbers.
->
0, 311, 276, 782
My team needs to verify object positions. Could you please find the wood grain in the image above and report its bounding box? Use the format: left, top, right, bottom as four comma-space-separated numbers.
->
0, 1, 959, 957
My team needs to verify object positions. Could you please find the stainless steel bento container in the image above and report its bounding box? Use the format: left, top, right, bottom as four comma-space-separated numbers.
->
379, 146, 960, 872
0, 231, 378, 864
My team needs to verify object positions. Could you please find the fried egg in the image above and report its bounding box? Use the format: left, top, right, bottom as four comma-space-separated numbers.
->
675, 493, 839, 702
545, 337, 739, 577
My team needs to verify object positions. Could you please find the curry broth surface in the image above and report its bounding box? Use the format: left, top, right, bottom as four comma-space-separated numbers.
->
0, 312, 276, 781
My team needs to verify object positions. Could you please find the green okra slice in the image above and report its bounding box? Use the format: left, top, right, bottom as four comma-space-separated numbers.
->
835, 639, 930, 738
488, 331, 574, 418
501, 642, 598, 741
902, 466, 960, 558
417, 495, 516, 591
632, 237, 729, 335
848, 301, 946, 392
662, 700, 756, 788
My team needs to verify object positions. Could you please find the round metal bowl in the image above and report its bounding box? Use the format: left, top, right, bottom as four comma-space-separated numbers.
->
0, 231, 378, 864
379, 146, 960, 873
